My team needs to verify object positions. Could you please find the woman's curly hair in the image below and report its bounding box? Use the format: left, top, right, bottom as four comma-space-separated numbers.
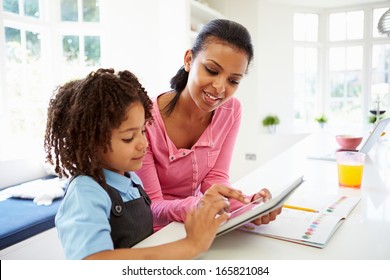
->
44, 68, 153, 188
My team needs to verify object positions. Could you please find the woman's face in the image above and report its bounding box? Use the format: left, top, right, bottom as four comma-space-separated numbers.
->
98, 102, 148, 175
184, 40, 249, 112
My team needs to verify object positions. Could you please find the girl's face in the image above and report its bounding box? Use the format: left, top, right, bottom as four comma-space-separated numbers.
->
184, 41, 249, 112
98, 102, 148, 175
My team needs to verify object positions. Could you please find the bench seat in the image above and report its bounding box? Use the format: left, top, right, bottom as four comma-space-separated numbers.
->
0, 197, 62, 250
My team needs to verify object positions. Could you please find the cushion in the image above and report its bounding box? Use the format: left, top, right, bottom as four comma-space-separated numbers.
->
0, 177, 66, 206
0, 176, 65, 250
0, 196, 62, 250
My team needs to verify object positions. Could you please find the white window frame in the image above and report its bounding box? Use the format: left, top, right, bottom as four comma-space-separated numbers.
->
0, 0, 101, 162
294, 3, 390, 130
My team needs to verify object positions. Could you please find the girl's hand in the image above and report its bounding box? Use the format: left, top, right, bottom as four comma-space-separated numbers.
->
184, 196, 230, 254
183, 184, 251, 255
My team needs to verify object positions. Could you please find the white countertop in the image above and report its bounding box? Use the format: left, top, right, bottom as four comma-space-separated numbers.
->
135, 132, 390, 259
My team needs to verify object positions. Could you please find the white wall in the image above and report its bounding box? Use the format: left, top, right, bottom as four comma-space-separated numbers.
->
226, 0, 297, 134
100, 0, 188, 96
225, 0, 306, 182
100, 0, 157, 93
257, 2, 296, 132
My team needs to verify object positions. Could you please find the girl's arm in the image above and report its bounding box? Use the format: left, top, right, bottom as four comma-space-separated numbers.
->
84, 185, 249, 260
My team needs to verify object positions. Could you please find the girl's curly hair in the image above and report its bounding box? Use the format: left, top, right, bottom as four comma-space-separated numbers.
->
44, 68, 153, 188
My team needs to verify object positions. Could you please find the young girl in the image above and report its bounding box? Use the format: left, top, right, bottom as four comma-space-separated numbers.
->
44, 68, 249, 260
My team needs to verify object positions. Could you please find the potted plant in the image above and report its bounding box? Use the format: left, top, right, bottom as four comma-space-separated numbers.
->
315, 114, 328, 128
368, 115, 385, 125
262, 115, 280, 134
368, 115, 377, 124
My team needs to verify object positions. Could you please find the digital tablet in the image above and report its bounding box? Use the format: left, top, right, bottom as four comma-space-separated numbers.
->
216, 175, 305, 237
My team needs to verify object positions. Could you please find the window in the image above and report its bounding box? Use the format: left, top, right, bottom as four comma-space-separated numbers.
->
328, 11, 364, 125
294, 47, 318, 123
329, 11, 364, 41
294, 6, 390, 129
371, 8, 390, 119
372, 44, 390, 115
328, 46, 363, 123
0, 0, 101, 161
1, 0, 47, 161
293, 13, 318, 42
61, 0, 99, 22
293, 13, 319, 125
59, 0, 101, 81
3, 0, 40, 18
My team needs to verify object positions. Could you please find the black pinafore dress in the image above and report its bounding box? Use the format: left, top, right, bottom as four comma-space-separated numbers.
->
105, 183, 154, 248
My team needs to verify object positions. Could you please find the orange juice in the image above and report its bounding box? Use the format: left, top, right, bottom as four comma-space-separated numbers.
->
337, 164, 364, 188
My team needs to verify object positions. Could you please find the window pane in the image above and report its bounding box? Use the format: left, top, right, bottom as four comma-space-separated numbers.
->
329, 99, 361, 124
330, 73, 345, 98
346, 46, 362, 70
24, 0, 39, 18
4, 29, 45, 160
306, 48, 318, 73
330, 11, 363, 41
346, 11, 363, 40
83, 0, 99, 22
372, 44, 390, 112
329, 45, 363, 124
329, 13, 346, 41
3, 0, 19, 14
84, 35, 100, 66
294, 14, 305, 41
306, 14, 318, 41
373, 7, 390, 38
5, 27, 22, 63
61, 0, 78, 21
26, 31, 41, 63
329, 47, 346, 71
294, 13, 318, 42
294, 47, 305, 73
294, 47, 318, 122
346, 71, 362, 98
63, 35, 79, 63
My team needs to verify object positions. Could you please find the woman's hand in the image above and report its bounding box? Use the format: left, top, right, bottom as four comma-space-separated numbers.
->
198, 184, 251, 214
250, 188, 282, 225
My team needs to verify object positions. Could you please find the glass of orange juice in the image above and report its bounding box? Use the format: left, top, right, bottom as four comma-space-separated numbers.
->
336, 151, 366, 188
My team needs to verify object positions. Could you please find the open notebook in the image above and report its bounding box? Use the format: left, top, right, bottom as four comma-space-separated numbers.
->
307, 117, 390, 161
239, 194, 360, 248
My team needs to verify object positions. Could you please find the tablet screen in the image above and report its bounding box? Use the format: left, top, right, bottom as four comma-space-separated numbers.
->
216, 175, 304, 237
229, 197, 264, 220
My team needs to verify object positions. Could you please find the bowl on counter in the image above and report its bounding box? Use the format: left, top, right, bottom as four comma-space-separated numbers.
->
335, 135, 363, 150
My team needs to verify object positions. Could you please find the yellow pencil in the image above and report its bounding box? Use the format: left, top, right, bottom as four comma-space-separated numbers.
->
283, 204, 318, 213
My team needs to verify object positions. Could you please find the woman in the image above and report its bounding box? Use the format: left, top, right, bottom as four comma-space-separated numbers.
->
136, 19, 281, 230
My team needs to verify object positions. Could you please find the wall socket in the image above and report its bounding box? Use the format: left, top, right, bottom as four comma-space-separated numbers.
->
245, 153, 257, 161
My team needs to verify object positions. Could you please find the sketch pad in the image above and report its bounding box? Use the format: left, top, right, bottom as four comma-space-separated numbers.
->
217, 175, 305, 237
